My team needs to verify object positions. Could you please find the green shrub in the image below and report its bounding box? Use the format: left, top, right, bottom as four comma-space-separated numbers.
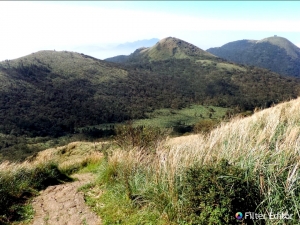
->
114, 122, 169, 152
178, 159, 261, 225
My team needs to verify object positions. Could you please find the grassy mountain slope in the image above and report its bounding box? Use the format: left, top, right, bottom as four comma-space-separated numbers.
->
207, 36, 300, 77
84, 97, 300, 224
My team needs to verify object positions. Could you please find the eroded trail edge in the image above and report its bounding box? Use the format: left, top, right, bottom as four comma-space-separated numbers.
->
31, 173, 101, 225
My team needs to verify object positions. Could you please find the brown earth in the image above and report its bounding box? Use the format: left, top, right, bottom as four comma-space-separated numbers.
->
31, 173, 101, 225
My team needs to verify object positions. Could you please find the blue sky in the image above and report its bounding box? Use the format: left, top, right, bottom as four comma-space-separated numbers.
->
0, 1, 299, 60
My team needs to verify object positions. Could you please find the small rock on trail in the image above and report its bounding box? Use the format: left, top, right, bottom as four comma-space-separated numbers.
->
31, 173, 101, 225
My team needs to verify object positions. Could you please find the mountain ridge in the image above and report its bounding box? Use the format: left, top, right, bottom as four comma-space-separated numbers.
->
207, 36, 300, 77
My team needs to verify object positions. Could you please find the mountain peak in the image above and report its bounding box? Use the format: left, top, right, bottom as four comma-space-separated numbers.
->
156, 37, 200, 50
158, 36, 185, 44
256, 36, 300, 58
138, 37, 214, 61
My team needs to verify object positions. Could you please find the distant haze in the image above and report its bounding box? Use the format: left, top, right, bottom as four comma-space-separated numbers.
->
71, 38, 159, 59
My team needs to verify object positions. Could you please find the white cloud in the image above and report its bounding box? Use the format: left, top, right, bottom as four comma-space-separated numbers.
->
0, 2, 299, 60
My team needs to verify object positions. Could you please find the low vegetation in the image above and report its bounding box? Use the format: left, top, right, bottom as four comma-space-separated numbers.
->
82, 97, 300, 224
178, 159, 261, 224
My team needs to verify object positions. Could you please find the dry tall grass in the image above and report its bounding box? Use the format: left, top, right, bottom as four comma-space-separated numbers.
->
166, 97, 300, 172
106, 97, 300, 223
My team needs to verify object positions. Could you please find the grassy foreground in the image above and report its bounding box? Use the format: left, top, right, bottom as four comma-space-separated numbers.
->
82, 97, 300, 224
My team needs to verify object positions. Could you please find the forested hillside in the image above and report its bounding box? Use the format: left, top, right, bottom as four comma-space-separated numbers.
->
0, 37, 299, 138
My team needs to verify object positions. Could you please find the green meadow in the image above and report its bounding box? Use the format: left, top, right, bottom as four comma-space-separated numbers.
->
92, 105, 229, 131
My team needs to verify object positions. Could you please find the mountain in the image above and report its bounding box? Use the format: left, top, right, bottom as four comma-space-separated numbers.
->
131, 37, 215, 61
0, 49, 228, 137
207, 36, 300, 77
105, 37, 215, 63
1, 37, 300, 138
0, 52, 112, 135
0, 50, 192, 137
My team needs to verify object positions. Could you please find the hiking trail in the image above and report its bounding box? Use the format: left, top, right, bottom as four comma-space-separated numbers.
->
31, 173, 101, 225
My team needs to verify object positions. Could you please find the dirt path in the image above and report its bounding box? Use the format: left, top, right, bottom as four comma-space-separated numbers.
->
31, 173, 101, 225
